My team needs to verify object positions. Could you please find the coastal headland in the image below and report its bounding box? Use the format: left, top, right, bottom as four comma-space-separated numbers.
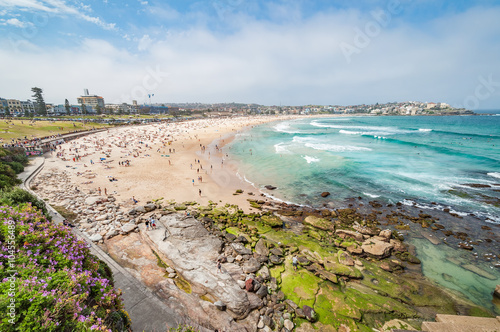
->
31, 115, 499, 331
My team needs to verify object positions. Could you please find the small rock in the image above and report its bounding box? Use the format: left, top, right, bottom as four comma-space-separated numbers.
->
245, 278, 254, 292
321, 192, 330, 197
89, 234, 102, 242
255, 285, 268, 298
302, 305, 317, 322
284, 319, 294, 330
214, 301, 226, 311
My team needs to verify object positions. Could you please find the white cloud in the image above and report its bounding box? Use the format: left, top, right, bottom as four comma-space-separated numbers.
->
137, 34, 152, 51
0, 6, 499, 109
139, 0, 148, 5
0, 18, 33, 28
0, 0, 117, 30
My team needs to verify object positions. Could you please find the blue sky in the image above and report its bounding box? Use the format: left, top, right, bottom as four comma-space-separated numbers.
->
1, 0, 499, 108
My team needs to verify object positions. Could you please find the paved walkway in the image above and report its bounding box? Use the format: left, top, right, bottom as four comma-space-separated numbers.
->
19, 157, 193, 332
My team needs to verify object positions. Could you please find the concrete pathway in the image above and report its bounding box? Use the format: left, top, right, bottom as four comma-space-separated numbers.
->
19, 157, 195, 332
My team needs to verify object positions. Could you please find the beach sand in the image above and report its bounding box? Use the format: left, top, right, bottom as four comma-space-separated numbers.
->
40, 115, 304, 213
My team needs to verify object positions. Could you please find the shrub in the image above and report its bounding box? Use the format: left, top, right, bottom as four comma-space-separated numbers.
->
0, 204, 130, 331
5, 162, 24, 174
0, 188, 49, 219
0, 164, 20, 190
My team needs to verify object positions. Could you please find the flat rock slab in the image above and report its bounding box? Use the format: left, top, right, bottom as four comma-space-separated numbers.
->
148, 214, 258, 319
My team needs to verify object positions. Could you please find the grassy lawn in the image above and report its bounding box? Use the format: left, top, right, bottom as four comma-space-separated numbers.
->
0, 119, 112, 142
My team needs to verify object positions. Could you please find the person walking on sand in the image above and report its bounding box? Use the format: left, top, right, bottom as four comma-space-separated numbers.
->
145, 219, 150, 231
199, 189, 202, 196
293, 255, 298, 271
192, 179, 195, 186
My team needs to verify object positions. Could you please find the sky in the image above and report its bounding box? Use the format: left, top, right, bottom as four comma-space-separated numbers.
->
0, 0, 499, 108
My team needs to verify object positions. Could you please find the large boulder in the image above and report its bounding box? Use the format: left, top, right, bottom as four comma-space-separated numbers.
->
324, 261, 362, 279
231, 243, 252, 255
361, 238, 394, 259
304, 215, 335, 231
120, 223, 138, 234
89, 234, 102, 242
270, 247, 283, 257
135, 205, 146, 214
85, 196, 102, 206
254, 239, 269, 256
378, 229, 392, 241
494, 285, 500, 299
144, 203, 156, 212
337, 250, 355, 266
257, 266, 270, 281
335, 229, 363, 242
243, 258, 262, 273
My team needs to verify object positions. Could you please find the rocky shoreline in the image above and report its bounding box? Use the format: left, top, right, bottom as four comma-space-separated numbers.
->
32, 169, 499, 331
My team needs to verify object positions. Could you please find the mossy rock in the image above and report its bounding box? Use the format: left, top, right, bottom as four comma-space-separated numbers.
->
324, 261, 363, 279
303, 215, 335, 231
174, 277, 192, 294
197, 205, 212, 211
182, 201, 198, 206
260, 215, 283, 228
270, 264, 286, 284
340, 241, 356, 248
247, 199, 262, 209
395, 252, 421, 264
280, 258, 320, 307
174, 205, 187, 211
308, 229, 323, 241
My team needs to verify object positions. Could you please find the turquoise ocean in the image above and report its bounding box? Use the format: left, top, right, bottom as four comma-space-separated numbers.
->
225, 114, 500, 312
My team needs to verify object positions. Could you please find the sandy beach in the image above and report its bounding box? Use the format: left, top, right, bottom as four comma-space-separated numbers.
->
40, 115, 305, 213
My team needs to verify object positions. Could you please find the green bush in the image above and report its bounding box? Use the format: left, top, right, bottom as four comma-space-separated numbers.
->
0, 164, 19, 190
6, 162, 24, 174
0, 187, 49, 219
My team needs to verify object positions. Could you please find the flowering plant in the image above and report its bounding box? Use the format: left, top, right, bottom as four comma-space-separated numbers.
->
0, 204, 130, 331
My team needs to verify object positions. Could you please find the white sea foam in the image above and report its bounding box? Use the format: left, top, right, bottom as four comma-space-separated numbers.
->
274, 142, 292, 154
401, 199, 469, 217
339, 129, 393, 136
274, 122, 303, 134
293, 136, 372, 152
363, 192, 380, 198
419, 128, 433, 132
487, 172, 500, 179
303, 156, 320, 163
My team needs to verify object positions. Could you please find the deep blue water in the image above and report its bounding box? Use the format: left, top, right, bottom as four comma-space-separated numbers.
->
228, 115, 500, 223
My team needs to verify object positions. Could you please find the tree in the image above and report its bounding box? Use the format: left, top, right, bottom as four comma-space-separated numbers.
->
81, 102, 87, 115
31, 87, 47, 116
95, 104, 102, 115
64, 99, 71, 115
